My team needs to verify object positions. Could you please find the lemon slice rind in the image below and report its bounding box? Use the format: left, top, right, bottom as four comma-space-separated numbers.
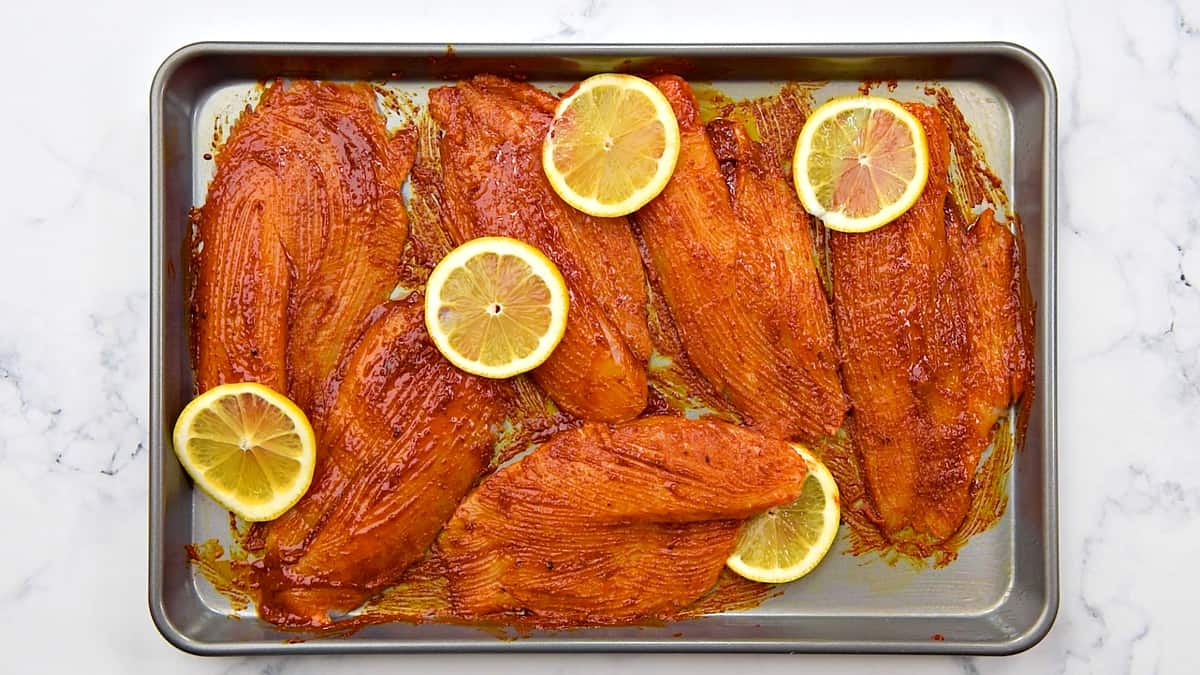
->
542, 73, 681, 218
424, 236, 570, 379
172, 382, 316, 522
793, 95, 930, 234
725, 443, 842, 584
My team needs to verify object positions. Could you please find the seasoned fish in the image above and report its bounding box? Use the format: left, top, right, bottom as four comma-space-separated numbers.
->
633, 75, 846, 440
435, 417, 807, 626
191, 80, 414, 410
256, 297, 513, 627
946, 207, 1034, 444
428, 75, 652, 423
829, 103, 1032, 545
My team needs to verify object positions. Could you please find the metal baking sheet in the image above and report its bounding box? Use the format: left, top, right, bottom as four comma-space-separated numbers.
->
149, 42, 1058, 655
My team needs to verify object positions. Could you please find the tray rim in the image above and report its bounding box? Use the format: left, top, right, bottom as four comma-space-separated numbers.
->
149, 40, 1058, 656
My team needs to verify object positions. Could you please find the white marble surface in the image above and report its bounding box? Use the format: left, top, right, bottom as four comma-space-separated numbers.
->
1, 0, 1197, 671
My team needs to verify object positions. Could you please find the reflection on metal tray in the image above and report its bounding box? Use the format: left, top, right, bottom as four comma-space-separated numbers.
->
150, 42, 1058, 655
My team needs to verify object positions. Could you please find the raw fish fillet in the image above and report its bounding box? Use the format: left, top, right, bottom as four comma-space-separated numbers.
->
256, 298, 513, 627
191, 80, 414, 411
435, 416, 807, 626
428, 75, 652, 422
633, 75, 846, 440
829, 103, 1032, 545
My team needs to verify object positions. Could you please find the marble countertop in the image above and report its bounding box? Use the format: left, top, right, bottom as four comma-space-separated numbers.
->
2, 0, 1197, 672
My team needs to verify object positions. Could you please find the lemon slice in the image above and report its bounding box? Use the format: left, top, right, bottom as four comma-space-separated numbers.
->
172, 382, 316, 522
726, 443, 841, 584
542, 73, 681, 217
793, 95, 930, 233
424, 236, 569, 379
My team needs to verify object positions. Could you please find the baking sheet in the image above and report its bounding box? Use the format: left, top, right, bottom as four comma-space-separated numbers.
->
150, 43, 1057, 654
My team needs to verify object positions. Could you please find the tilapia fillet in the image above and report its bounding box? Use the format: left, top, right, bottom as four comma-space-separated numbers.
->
428, 75, 652, 423
191, 80, 415, 410
829, 103, 1032, 547
256, 298, 513, 628
434, 417, 807, 626
633, 75, 846, 441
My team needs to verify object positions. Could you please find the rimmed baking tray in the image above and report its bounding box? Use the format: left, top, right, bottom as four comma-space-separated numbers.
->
149, 42, 1057, 655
